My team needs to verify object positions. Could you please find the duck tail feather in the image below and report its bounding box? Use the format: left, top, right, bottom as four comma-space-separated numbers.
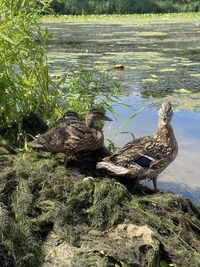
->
96, 161, 130, 175
28, 140, 44, 148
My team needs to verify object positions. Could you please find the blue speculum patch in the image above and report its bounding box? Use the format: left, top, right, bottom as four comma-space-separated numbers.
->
134, 156, 152, 167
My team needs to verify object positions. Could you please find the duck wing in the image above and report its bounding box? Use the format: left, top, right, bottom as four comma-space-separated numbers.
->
97, 135, 158, 175
29, 121, 103, 154
63, 123, 103, 152
28, 126, 70, 152
108, 136, 156, 166
104, 135, 169, 168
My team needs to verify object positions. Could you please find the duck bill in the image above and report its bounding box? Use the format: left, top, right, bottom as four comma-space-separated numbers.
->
55, 117, 65, 123
103, 115, 113, 121
161, 117, 167, 126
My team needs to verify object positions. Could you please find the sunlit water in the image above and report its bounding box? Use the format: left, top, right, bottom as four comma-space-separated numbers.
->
45, 18, 200, 203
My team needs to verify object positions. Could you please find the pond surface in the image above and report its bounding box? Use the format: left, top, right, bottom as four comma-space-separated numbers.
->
45, 17, 200, 203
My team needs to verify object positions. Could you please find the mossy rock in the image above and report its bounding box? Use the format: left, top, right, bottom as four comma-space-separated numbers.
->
43, 224, 160, 267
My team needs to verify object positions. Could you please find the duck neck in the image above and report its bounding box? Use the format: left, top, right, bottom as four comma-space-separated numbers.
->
86, 117, 96, 129
157, 121, 174, 138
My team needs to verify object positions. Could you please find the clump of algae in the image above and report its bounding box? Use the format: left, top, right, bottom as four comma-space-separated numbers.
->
0, 152, 200, 266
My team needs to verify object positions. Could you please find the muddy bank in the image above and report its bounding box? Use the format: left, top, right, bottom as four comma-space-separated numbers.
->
0, 152, 200, 267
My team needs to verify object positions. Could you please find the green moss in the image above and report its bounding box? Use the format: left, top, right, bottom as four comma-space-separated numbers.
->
0, 153, 200, 266
87, 179, 129, 228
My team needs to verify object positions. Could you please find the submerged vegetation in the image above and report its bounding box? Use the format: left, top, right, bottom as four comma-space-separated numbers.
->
0, 153, 200, 266
44, 12, 200, 112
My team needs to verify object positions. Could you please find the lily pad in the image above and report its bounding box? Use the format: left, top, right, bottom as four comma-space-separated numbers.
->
190, 73, 200, 77
134, 31, 167, 37
178, 88, 191, 94
159, 68, 176, 72
142, 78, 158, 83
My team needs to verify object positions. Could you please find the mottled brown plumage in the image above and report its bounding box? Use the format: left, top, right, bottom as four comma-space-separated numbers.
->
54, 111, 80, 126
97, 102, 178, 190
29, 108, 112, 168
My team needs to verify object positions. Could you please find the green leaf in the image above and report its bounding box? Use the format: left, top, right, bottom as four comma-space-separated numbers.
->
0, 33, 16, 44
119, 107, 145, 129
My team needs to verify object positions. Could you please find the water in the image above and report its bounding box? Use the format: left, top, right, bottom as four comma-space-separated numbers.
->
45, 17, 200, 203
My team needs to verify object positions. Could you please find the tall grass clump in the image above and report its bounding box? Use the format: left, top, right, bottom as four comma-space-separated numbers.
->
0, 0, 54, 145
56, 67, 121, 120
50, 0, 200, 14
155, 0, 200, 13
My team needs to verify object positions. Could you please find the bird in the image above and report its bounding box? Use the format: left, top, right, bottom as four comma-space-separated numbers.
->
28, 110, 80, 151
28, 108, 112, 168
57, 111, 112, 163
54, 111, 80, 126
96, 102, 178, 191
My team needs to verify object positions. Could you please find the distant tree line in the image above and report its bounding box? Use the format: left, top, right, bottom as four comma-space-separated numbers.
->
50, 0, 200, 14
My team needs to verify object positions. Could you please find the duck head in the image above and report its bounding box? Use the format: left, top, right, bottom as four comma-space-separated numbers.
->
158, 102, 173, 126
86, 108, 112, 127
55, 111, 80, 125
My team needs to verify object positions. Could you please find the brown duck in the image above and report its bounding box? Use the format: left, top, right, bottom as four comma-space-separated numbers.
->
97, 102, 178, 191
29, 108, 112, 167
54, 111, 80, 126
